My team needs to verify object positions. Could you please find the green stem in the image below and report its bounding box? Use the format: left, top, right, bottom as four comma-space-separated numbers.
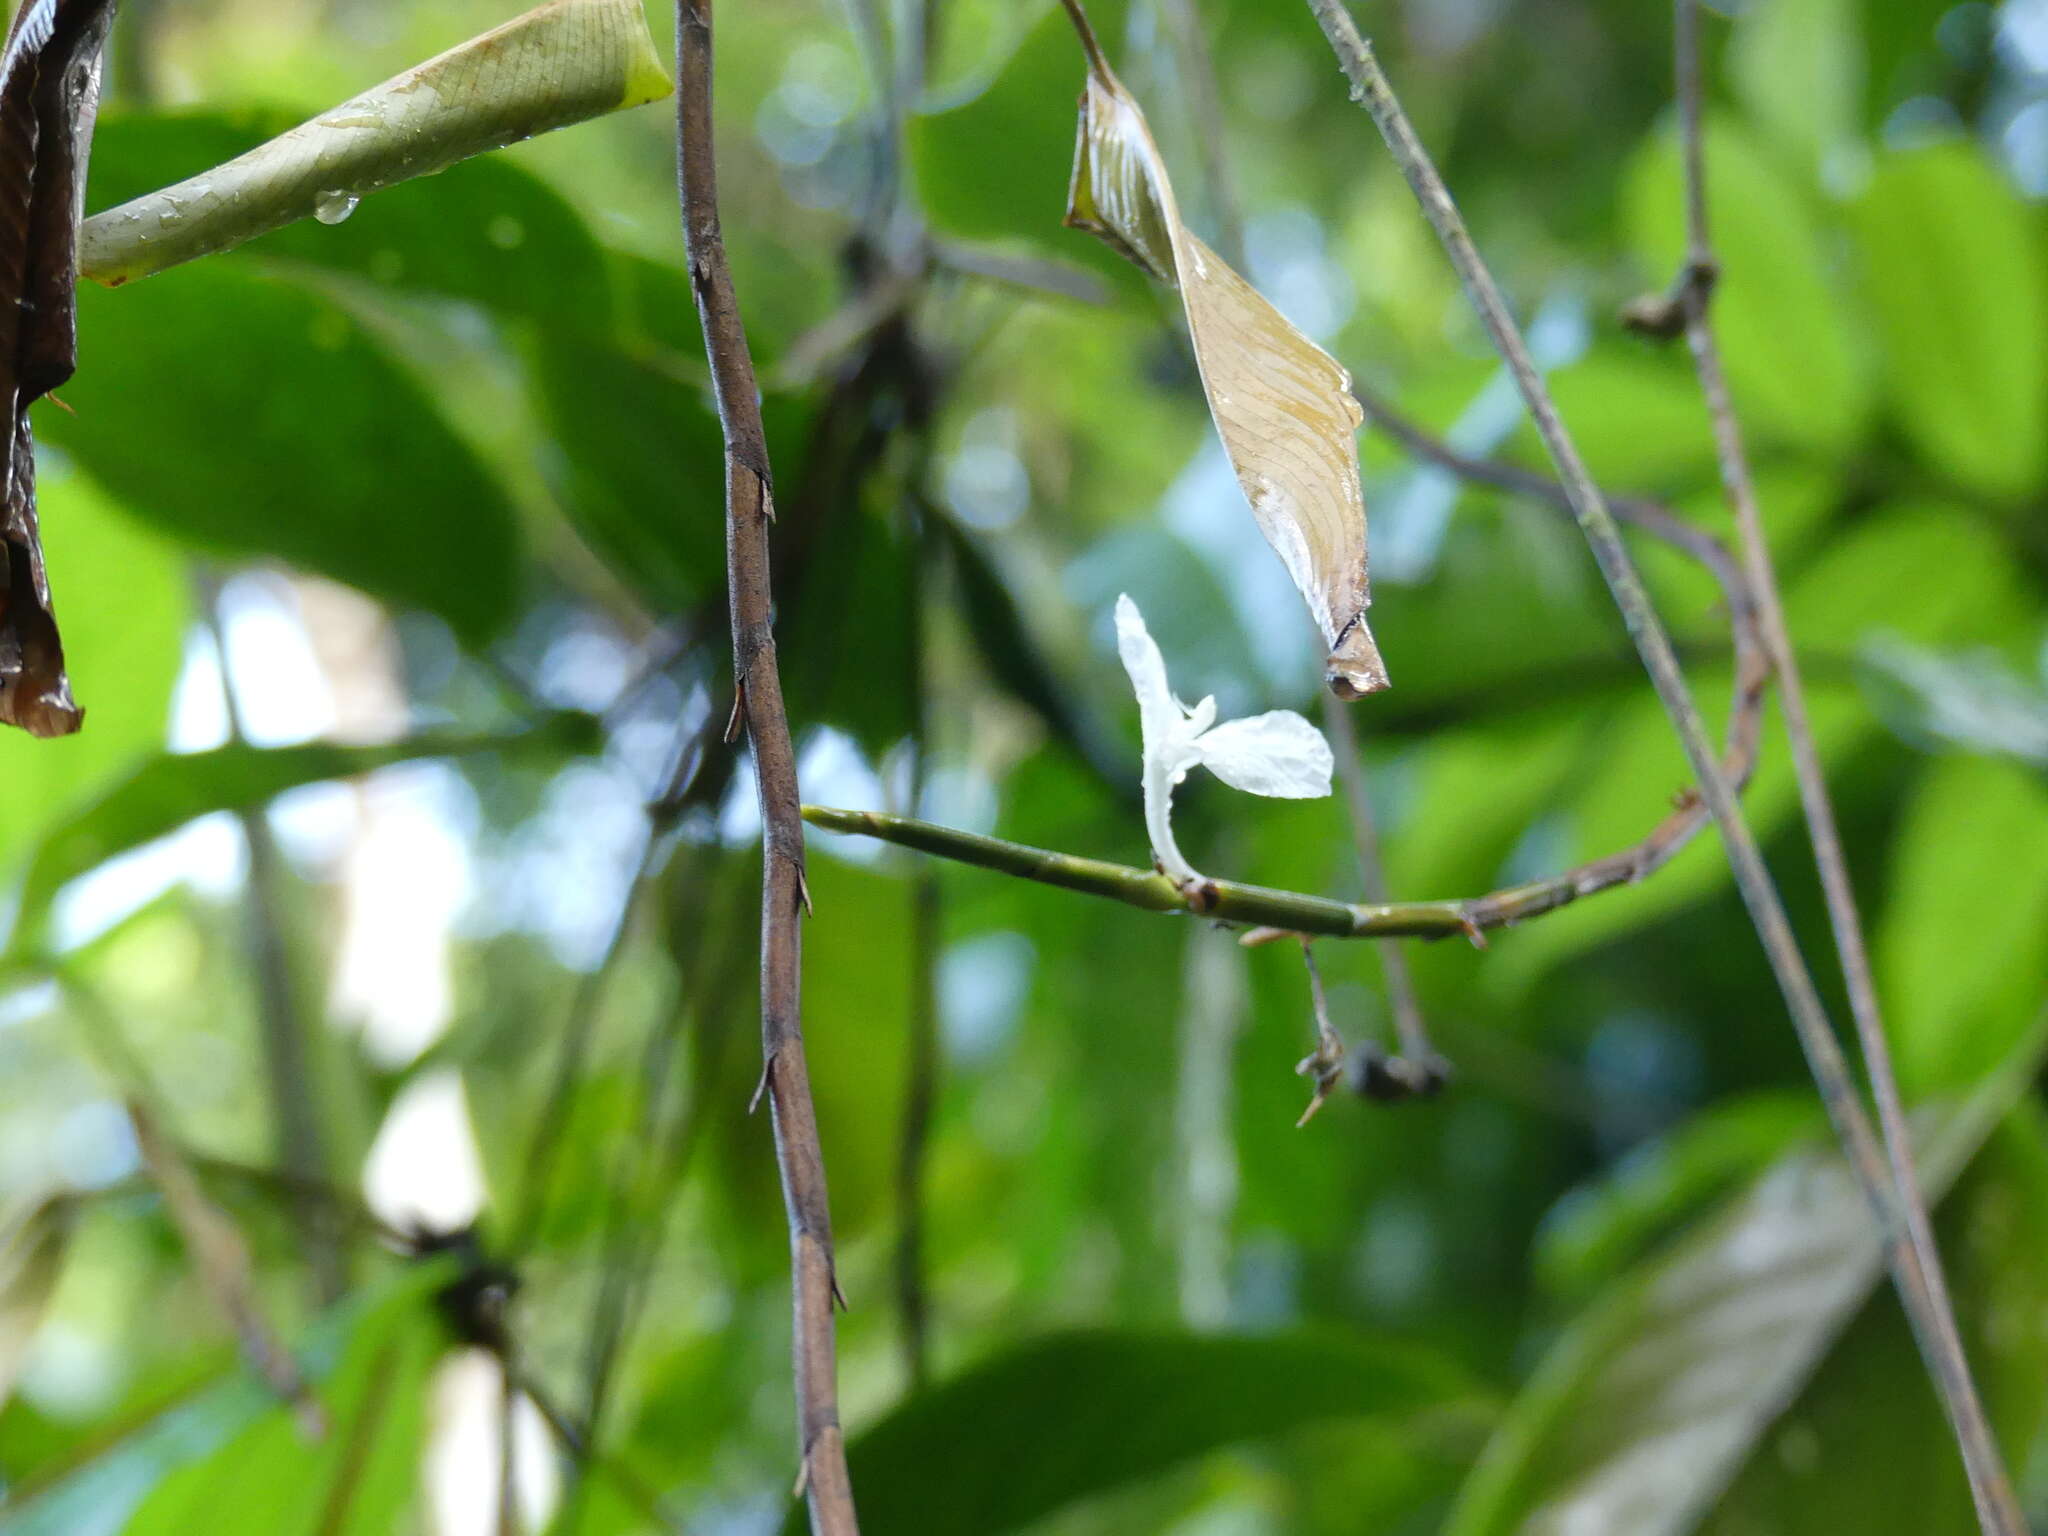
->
79, 0, 670, 286
803, 806, 1476, 938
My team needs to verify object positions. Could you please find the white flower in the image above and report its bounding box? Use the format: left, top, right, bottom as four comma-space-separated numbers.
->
1115, 593, 1334, 886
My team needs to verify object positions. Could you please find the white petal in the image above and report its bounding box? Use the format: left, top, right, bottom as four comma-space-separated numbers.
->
1117, 594, 1201, 883
1193, 711, 1334, 798
1115, 595, 1178, 754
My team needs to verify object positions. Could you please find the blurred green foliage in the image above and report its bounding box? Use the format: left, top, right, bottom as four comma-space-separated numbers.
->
0, 1, 2044, 1533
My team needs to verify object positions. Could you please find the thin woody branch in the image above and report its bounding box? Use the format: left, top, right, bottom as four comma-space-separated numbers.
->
804, 804, 1770, 944
675, 5, 857, 1533
1660, 3, 2020, 1526
128, 1103, 326, 1436
1300, 4, 2000, 1522
1321, 695, 1446, 1096
1346, 383, 1773, 934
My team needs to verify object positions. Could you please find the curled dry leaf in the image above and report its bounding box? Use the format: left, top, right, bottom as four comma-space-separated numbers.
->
77, 0, 671, 286
0, 0, 118, 738
1058, 0, 1387, 697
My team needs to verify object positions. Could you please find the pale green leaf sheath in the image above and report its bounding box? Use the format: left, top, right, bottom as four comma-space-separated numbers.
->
1063, 15, 1387, 697
77, 0, 671, 286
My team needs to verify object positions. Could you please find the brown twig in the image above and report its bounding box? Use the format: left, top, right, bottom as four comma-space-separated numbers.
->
496, 1364, 520, 1536
513, 1359, 684, 1535
506, 826, 665, 1257
566, 872, 745, 1531
511, 707, 710, 1260
1349, 382, 1773, 911
128, 1101, 325, 1437
1057, 0, 1113, 78
1157, 0, 1246, 269
1659, 4, 2021, 1526
571, 841, 717, 1445
675, 4, 858, 1531
1300, 2, 2000, 1520
1321, 696, 1433, 1055
1294, 941, 1345, 1124
198, 574, 344, 1305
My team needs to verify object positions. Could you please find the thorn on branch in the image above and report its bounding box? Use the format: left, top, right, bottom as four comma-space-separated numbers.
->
748, 1048, 779, 1115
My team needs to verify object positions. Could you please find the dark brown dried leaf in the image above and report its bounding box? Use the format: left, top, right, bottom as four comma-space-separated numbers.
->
0, 0, 117, 738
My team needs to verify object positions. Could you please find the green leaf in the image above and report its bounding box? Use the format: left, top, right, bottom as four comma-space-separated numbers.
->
762, 854, 911, 1240
785, 1329, 1484, 1536
0, 471, 187, 873
1534, 1092, 1824, 1301
85, 112, 615, 327
40, 264, 524, 645
908, 1, 1145, 307
1730, 0, 1864, 183
1858, 635, 2048, 767
1384, 708, 1589, 911
7, 716, 598, 955
1863, 3, 1952, 128
1488, 500, 2032, 987
1847, 144, 2048, 500
0, 1200, 71, 1408
779, 478, 917, 757
0, 1261, 451, 1536
1879, 752, 2048, 1095
121, 1288, 442, 1536
1701, 1108, 2048, 1536
1622, 118, 1872, 454
1364, 501, 1616, 710
1443, 1017, 2047, 1536
1515, 349, 1717, 487
527, 328, 726, 612
935, 512, 1126, 796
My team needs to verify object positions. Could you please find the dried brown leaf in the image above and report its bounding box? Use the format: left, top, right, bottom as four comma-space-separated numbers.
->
0, 0, 118, 738
1060, 3, 1387, 697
